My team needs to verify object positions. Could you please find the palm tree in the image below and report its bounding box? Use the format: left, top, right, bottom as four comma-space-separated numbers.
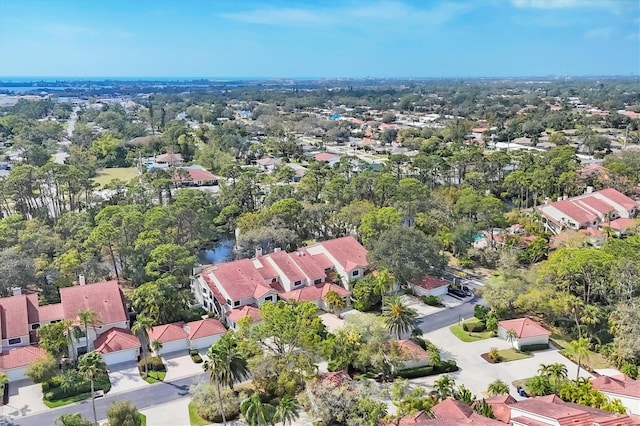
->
431, 375, 456, 400
453, 384, 475, 405
538, 363, 568, 394
55, 413, 93, 426
323, 290, 345, 315
77, 310, 101, 354
383, 294, 418, 340
151, 339, 163, 356
274, 395, 300, 426
505, 328, 518, 350
0, 372, 8, 403
240, 392, 276, 426
203, 333, 249, 426
525, 375, 552, 396
131, 314, 155, 377
373, 268, 394, 298
567, 338, 590, 381
486, 379, 509, 396
77, 351, 107, 426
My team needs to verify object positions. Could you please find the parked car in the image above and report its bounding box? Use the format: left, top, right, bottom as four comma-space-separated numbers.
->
447, 287, 467, 298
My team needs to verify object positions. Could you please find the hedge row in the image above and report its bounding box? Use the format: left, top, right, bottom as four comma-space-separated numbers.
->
519, 343, 549, 352
397, 360, 458, 379
463, 320, 486, 333
44, 376, 111, 401
138, 356, 166, 372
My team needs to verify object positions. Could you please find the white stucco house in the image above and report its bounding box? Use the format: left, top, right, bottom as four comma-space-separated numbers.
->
411, 275, 449, 298
149, 318, 227, 354
93, 328, 141, 366
498, 318, 550, 350
591, 374, 640, 415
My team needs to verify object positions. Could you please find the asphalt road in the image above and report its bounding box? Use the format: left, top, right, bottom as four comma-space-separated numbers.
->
11, 373, 208, 426
13, 298, 481, 425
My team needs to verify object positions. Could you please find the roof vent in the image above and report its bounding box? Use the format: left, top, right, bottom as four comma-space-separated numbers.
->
12, 287, 21, 296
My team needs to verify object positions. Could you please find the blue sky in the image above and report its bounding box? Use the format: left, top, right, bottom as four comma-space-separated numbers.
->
1, 0, 639, 78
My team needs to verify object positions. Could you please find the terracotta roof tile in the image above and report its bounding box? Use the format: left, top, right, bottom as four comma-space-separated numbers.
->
226, 305, 261, 324
498, 318, 550, 339
0, 346, 48, 371
317, 236, 368, 272
597, 188, 638, 210
591, 374, 640, 398
0, 295, 29, 339
94, 327, 140, 354
185, 318, 226, 340
413, 275, 449, 291
60, 281, 128, 326
431, 397, 474, 420
148, 322, 188, 343
396, 339, 430, 360
279, 283, 350, 303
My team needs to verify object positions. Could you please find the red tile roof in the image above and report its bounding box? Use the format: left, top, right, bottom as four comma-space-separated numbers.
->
0, 346, 48, 371
226, 305, 261, 324
591, 374, 640, 399
498, 318, 550, 339
608, 218, 637, 231
431, 397, 474, 420
318, 236, 368, 272
291, 250, 328, 280
185, 318, 226, 340
486, 394, 516, 423
552, 199, 597, 224
173, 166, 218, 183
413, 275, 449, 290
598, 188, 638, 210
148, 322, 188, 343
94, 327, 140, 354
396, 339, 430, 360
25, 295, 64, 323
0, 295, 30, 339
279, 283, 350, 303
200, 273, 226, 304
266, 251, 306, 282
576, 197, 614, 216
315, 152, 339, 162
206, 258, 271, 301
318, 370, 352, 386
60, 281, 128, 326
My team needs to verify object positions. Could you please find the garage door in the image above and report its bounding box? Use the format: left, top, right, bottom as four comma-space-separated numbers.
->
5, 366, 28, 381
190, 336, 219, 351
103, 349, 138, 366
158, 339, 188, 355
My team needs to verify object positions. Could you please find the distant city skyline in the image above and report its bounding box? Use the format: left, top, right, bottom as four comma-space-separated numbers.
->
1, 0, 639, 78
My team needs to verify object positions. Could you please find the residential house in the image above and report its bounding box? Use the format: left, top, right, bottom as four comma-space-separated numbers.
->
430, 397, 503, 425
255, 157, 280, 172
411, 275, 450, 298
591, 374, 640, 415
155, 152, 184, 167
314, 152, 341, 164
0, 280, 133, 380
226, 306, 261, 331
497, 318, 550, 350
508, 394, 635, 425
172, 165, 219, 187
191, 236, 368, 329
395, 339, 430, 369
148, 318, 226, 354
537, 188, 638, 235
93, 328, 141, 365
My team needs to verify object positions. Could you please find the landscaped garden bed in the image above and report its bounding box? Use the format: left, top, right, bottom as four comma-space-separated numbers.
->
397, 359, 459, 379
42, 373, 111, 408
481, 347, 532, 364
138, 356, 166, 383
189, 349, 203, 363
449, 317, 494, 342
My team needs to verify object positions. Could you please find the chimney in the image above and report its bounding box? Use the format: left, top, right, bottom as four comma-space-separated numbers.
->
274, 247, 281, 252
255, 246, 263, 257
12, 287, 22, 296
78, 274, 86, 286
586, 186, 594, 194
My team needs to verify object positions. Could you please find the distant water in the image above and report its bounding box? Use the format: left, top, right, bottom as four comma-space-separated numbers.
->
198, 239, 234, 265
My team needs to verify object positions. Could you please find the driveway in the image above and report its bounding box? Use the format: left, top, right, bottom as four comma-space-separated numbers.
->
108, 361, 148, 394
0, 379, 48, 424
412, 326, 592, 399
163, 352, 206, 381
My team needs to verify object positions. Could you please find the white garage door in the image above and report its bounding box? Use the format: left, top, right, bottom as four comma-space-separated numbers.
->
190, 336, 221, 351
5, 366, 28, 381
103, 349, 138, 366
158, 339, 189, 355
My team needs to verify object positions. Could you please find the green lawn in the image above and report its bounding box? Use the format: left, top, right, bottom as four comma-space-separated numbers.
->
188, 402, 210, 426
449, 324, 493, 342
497, 348, 533, 362
142, 370, 166, 384
43, 392, 92, 408
550, 333, 612, 370
92, 167, 140, 188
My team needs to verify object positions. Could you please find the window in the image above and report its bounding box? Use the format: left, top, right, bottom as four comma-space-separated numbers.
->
314, 278, 322, 285
31, 323, 40, 330
8, 337, 21, 345
272, 278, 278, 283
265, 295, 273, 302
226, 299, 232, 306
352, 270, 360, 277
50, 319, 61, 324
234, 300, 240, 307
294, 280, 302, 287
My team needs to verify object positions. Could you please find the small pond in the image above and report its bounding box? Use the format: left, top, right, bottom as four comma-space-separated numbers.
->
198, 239, 234, 264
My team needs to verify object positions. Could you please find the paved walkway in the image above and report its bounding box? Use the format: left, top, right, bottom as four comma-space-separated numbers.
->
108, 362, 148, 394
163, 352, 207, 381
411, 326, 592, 399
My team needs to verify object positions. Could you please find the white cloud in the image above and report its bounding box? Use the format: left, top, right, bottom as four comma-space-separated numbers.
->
46, 24, 99, 37
218, 1, 472, 28
583, 27, 612, 39
625, 32, 639, 41
510, 0, 626, 13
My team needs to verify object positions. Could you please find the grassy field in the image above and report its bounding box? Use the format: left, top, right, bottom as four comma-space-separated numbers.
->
449, 323, 494, 342
188, 402, 210, 426
92, 167, 139, 188
550, 333, 612, 370
497, 348, 533, 362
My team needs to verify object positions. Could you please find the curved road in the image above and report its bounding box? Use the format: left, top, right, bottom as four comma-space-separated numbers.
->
12, 299, 481, 425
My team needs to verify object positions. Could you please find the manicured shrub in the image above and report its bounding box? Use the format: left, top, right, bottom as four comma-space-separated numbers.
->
433, 360, 458, 374
138, 356, 166, 372
396, 366, 434, 379
190, 384, 243, 423
519, 343, 549, 352
189, 351, 203, 363
488, 347, 502, 363
463, 320, 486, 333
422, 295, 443, 306
43, 375, 111, 401
107, 400, 142, 426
